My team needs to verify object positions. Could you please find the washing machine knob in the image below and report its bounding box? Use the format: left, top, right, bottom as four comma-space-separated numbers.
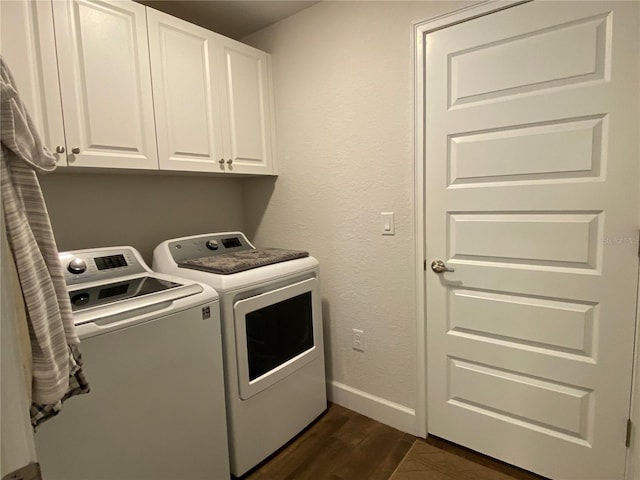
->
71, 292, 90, 307
68, 258, 87, 274
206, 240, 219, 250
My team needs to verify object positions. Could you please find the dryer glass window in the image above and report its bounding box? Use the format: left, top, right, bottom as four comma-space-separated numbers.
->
245, 292, 313, 381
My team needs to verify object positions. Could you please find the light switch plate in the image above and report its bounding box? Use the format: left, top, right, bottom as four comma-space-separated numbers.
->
381, 212, 395, 235
352, 328, 364, 351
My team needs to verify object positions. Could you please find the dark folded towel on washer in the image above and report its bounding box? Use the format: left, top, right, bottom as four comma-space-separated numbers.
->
179, 248, 309, 275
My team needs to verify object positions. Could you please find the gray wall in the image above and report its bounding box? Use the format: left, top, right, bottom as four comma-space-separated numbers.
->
40, 171, 246, 263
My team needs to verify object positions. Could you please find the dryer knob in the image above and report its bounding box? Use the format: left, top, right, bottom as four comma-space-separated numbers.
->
68, 258, 87, 274
206, 240, 219, 250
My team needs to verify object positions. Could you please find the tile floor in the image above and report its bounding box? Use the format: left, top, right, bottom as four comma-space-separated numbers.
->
390, 437, 549, 480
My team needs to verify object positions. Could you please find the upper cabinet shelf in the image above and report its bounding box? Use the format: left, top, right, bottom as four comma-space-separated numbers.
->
0, 0, 277, 176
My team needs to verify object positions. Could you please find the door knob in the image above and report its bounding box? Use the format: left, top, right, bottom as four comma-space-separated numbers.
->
431, 260, 454, 273
219, 158, 225, 165
226, 159, 233, 165
71, 147, 80, 154
55, 145, 65, 154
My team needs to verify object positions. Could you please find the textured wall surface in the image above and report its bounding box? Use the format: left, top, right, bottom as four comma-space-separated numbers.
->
40, 172, 246, 263
243, 1, 472, 410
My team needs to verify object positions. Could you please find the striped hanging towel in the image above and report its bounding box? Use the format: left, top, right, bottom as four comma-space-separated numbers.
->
0, 56, 89, 427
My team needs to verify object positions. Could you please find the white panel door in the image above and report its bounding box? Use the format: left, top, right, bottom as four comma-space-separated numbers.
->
425, 2, 639, 479
218, 38, 275, 175
1, 0, 67, 166
52, 0, 157, 169
147, 8, 225, 173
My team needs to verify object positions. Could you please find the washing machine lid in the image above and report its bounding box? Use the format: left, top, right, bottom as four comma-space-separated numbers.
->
69, 275, 186, 311
69, 275, 205, 326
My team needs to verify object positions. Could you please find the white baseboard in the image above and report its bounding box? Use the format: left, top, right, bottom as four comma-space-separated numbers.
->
327, 380, 418, 435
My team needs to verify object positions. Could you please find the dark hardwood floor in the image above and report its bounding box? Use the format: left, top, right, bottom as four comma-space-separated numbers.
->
242, 403, 548, 480
243, 403, 414, 480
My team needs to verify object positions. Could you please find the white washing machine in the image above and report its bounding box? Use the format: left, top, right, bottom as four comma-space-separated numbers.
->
35, 246, 230, 480
153, 232, 327, 477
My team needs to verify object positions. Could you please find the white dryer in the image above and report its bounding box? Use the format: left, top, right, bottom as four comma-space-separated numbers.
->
35, 246, 230, 480
153, 232, 327, 477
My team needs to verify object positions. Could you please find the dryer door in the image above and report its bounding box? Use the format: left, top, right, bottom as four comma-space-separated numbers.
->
234, 277, 321, 400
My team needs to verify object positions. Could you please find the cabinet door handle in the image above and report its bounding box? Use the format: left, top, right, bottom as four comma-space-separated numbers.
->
55, 145, 65, 154
226, 159, 233, 165
71, 147, 80, 154
218, 158, 225, 165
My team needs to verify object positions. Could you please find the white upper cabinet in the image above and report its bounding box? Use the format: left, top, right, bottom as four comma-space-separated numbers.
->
218, 38, 276, 175
3, 0, 276, 175
1, 1, 67, 166
147, 9, 225, 173
52, 0, 158, 169
148, 8, 277, 175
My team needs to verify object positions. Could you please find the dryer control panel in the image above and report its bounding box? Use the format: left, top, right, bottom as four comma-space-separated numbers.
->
167, 232, 255, 263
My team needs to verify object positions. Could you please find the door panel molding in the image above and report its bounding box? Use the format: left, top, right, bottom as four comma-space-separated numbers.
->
414, 1, 639, 478
412, 0, 532, 441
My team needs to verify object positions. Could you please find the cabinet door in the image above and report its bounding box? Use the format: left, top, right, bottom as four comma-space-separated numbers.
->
52, 0, 158, 169
147, 9, 224, 173
1, 1, 67, 166
218, 38, 276, 175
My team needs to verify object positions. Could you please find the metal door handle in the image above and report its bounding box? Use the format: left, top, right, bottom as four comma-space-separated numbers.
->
55, 145, 65, 154
71, 147, 80, 154
226, 159, 233, 165
431, 260, 454, 273
219, 158, 225, 165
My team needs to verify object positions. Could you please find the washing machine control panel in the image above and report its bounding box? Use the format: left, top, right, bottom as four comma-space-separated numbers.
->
168, 232, 254, 264
60, 247, 147, 287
